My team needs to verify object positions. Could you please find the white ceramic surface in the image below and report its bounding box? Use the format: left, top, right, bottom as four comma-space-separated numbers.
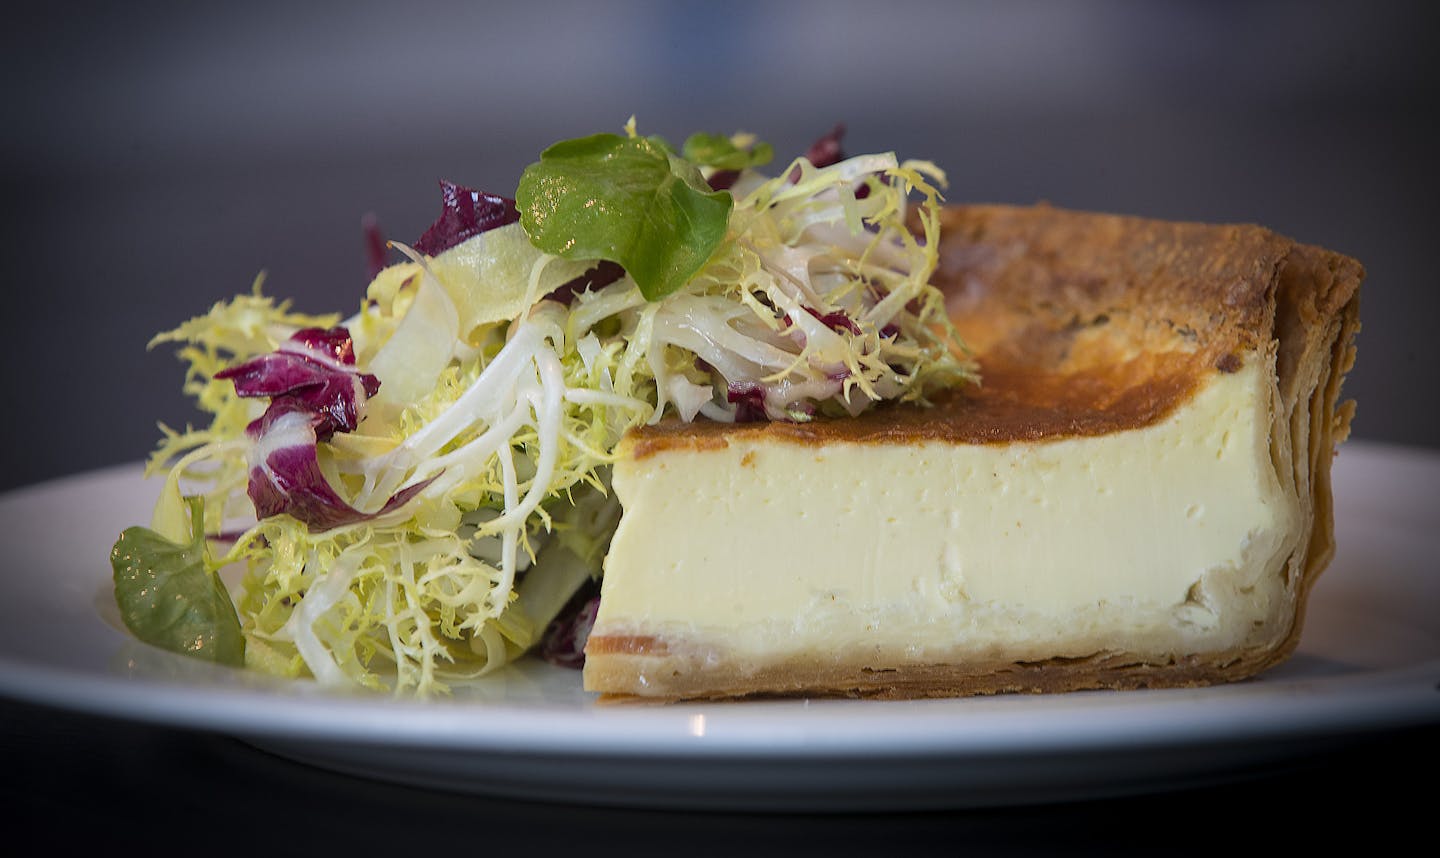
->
1, 442, 1437, 810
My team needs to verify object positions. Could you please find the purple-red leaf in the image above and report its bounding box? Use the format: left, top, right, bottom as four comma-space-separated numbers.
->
287, 326, 363, 366
248, 438, 433, 532
218, 327, 429, 531
790, 123, 847, 182
706, 169, 740, 191
540, 584, 601, 669
780, 306, 863, 341
216, 327, 378, 440
805, 122, 846, 168
801, 305, 861, 335
727, 381, 768, 423
362, 213, 389, 280
413, 180, 519, 256
544, 260, 626, 306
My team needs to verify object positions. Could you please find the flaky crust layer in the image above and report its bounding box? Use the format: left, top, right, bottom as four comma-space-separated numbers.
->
584, 204, 1362, 702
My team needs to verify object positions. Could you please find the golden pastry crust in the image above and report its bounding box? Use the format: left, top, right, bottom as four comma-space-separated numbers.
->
585, 204, 1362, 702
935, 204, 1361, 687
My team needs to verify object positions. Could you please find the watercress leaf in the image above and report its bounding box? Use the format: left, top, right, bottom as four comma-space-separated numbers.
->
111, 496, 245, 666
517, 132, 732, 301
682, 132, 774, 171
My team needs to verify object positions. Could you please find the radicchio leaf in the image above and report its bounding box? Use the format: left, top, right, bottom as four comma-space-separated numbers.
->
790, 122, 846, 182
544, 260, 626, 306
216, 327, 379, 440
247, 423, 432, 532
727, 381, 768, 423
706, 169, 740, 191
289, 326, 365, 365
800, 305, 861, 335
805, 122, 846, 168
540, 583, 601, 669
413, 180, 520, 256
218, 326, 429, 532
362, 212, 389, 280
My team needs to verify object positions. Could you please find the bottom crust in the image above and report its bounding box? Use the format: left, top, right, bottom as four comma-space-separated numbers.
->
584, 643, 1276, 703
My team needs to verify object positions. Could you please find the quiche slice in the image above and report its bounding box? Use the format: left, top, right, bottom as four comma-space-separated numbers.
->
582, 204, 1362, 701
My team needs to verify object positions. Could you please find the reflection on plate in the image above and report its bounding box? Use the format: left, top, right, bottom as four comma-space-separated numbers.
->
1, 442, 1437, 811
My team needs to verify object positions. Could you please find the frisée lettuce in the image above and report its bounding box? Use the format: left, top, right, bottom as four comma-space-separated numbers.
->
112, 121, 978, 696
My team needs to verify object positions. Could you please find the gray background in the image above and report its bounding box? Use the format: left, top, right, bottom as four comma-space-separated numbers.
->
2, 0, 1435, 492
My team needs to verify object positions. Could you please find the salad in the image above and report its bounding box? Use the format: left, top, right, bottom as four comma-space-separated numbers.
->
109, 120, 978, 696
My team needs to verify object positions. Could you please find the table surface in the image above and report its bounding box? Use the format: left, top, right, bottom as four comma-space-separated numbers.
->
3, 694, 1432, 855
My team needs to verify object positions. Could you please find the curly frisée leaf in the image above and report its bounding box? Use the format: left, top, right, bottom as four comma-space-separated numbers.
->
516, 133, 732, 301
111, 496, 245, 666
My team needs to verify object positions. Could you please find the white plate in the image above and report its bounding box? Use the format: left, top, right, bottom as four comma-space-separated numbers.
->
1, 442, 1437, 811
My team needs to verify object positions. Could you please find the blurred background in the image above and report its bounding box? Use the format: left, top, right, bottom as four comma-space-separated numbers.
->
2, 0, 1435, 492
